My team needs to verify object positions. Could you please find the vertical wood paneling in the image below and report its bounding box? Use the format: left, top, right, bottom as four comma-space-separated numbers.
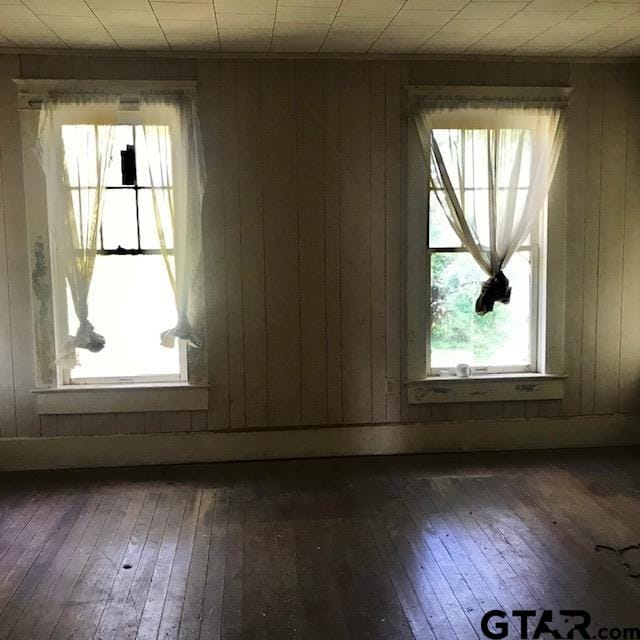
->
339, 61, 372, 424
0, 57, 16, 438
580, 65, 606, 416
220, 61, 246, 429
384, 61, 405, 423
236, 60, 269, 429
261, 60, 302, 427
370, 61, 387, 424
87, 56, 119, 79
0, 54, 37, 437
295, 60, 328, 426
80, 413, 116, 436
198, 59, 230, 430
116, 412, 145, 434
594, 66, 629, 415
323, 61, 343, 425
618, 67, 640, 414
3, 55, 640, 441
563, 64, 590, 416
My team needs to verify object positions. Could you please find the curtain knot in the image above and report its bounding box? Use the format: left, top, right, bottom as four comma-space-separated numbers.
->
72, 320, 105, 352
475, 270, 511, 316
161, 314, 200, 349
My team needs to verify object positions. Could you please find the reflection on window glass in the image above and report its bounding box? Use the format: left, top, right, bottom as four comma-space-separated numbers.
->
430, 251, 532, 369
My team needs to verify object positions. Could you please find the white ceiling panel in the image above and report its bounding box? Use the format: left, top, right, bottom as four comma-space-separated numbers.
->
22, 0, 92, 16
0, 0, 637, 56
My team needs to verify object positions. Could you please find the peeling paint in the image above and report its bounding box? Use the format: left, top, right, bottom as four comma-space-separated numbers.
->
31, 238, 55, 385
515, 383, 540, 392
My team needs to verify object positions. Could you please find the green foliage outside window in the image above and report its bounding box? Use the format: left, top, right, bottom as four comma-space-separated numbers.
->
430, 252, 514, 363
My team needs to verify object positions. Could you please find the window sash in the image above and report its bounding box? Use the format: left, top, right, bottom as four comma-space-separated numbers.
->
59, 123, 182, 385
426, 153, 544, 375
426, 246, 540, 375
62, 344, 187, 385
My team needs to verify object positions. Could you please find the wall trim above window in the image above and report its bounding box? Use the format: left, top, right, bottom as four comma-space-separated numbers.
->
13, 78, 198, 109
407, 85, 574, 110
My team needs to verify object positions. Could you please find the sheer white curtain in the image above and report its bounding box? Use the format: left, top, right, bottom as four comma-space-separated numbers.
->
37, 97, 118, 367
414, 102, 566, 314
136, 94, 206, 348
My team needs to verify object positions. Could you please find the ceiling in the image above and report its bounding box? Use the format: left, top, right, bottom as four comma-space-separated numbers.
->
0, 0, 639, 58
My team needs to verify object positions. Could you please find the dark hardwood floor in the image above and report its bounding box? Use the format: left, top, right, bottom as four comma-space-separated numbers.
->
0, 447, 638, 640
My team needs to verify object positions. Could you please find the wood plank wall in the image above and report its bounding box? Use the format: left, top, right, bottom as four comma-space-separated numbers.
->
0, 54, 639, 437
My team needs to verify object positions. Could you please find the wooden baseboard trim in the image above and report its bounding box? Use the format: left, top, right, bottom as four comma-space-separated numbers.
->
1, 414, 639, 471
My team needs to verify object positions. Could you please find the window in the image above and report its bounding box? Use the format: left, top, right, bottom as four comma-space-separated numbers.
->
406, 88, 570, 384
427, 127, 543, 375
60, 123, 184, 384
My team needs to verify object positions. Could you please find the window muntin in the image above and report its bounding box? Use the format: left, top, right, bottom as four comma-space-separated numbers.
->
427, 125, 542, 375
60, 123, 183, 384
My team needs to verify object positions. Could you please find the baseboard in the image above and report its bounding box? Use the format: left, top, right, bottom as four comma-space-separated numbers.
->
1, 414, 639, 471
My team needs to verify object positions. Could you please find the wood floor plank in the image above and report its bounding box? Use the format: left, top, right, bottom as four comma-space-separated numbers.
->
50, 488, 147, 640
99, 489, 175, 640
156, 488, 202, 640
0, 449, 637, 639
136, 489, 188, 640
178, 487, 216, 640
0, 496, 86, 638
8, 494, 111, 640
92, 490, 163, 640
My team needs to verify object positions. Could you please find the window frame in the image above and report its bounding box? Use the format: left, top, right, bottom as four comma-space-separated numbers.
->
59, 120, 186, 387
58, 121, 186, 387
423, 123, 546, 376
405, 85, 568, 384
426, 244, 542, 377
16, 78, 208, 397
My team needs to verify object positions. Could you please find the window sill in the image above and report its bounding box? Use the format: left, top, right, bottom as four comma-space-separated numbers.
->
32, 383, 209, 415
406, 373, 565, 404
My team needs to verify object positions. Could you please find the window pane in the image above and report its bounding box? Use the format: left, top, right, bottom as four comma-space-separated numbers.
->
62, 125, 98, 188
101, 189, 138, 250
135, 125, 172, 188
429, 190, 461, 248
68, 255, 179, 380
70, 188, 97, 242
104, 126, 133, 187
138, 189, 174, 250
430, 251, 532, 369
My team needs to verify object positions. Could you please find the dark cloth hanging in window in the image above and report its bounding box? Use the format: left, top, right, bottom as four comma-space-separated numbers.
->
475, 270, 511, 316
120, 144, 137, 185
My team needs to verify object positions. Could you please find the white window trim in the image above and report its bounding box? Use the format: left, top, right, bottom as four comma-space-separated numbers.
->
32, 382, 208, 415
16, 78, 207, 392
426, 242, 543, 377
61, 341, 188, 386
405, 85, 568, 401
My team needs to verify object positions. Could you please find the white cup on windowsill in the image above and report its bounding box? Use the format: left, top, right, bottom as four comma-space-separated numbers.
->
456, 363, 471, 378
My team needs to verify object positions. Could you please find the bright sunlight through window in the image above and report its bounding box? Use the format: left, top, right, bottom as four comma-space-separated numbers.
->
62, 124, 181, 383
428, 128, 540, 373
